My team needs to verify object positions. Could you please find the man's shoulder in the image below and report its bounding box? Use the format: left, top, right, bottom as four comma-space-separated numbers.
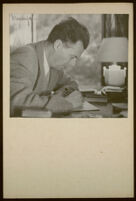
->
11, 43, 36, 57
10, 43, 38, 68
10, 43, 39, 77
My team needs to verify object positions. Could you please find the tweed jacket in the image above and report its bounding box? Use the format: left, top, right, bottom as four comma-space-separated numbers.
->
10, 40, 76, 116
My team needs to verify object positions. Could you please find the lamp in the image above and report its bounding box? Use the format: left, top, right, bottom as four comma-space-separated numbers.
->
98, 37, 128, 86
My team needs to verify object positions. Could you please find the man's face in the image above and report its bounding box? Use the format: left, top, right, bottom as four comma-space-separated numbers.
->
52, 40, 84, 70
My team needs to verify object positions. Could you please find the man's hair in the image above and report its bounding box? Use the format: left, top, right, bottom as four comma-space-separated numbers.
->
47, 17, 90, 49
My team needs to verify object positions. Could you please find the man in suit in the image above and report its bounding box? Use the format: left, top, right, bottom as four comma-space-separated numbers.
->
10, 17, 90, 116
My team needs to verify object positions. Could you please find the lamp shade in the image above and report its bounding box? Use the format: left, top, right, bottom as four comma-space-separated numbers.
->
97, 37, 128, 62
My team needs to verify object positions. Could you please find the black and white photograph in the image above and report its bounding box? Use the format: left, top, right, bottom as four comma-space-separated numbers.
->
3, 3, 134, 199
10, 13, 128, 118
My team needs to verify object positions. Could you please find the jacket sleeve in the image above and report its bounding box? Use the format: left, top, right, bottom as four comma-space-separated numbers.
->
10, 46, 49, 116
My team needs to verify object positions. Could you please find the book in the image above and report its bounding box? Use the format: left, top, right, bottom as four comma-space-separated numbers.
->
22, 109, 52, 118
84, 96, 108, 103
102, 86, 124, 93
79, 85, 97, 93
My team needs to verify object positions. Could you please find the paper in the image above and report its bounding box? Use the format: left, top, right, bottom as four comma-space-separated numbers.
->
73, 101, 99, 112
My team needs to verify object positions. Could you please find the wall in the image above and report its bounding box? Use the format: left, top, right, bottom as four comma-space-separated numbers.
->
10, 14, 33, 53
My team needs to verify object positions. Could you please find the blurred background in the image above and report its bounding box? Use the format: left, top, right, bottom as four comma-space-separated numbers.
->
10, 14, 128, 89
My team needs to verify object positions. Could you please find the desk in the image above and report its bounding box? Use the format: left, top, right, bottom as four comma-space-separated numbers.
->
21, 98, 128, 118
53, 102, 113, 118
53, 97, 128, 118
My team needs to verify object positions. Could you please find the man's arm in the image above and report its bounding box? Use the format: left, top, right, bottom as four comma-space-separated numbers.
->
10, 46, 53, 116
10, 49, 74, 116
10, 62, 50, 116
54, 70, 79, 96
10, 47, 80, 116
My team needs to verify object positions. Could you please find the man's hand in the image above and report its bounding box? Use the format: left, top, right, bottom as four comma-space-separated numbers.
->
46, 94, 73, 114
55, 83, 78, 97
65, 90, 83, 109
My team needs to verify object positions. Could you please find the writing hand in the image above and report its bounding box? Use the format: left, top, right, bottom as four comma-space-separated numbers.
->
46, 94, 73, 114
65, 90, 83, 108
55, 81, 79, 97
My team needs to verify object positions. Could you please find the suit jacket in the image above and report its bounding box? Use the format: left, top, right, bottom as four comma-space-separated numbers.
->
10, 40, 77, 116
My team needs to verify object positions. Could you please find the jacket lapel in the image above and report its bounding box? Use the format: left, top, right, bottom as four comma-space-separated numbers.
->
34, 41, 50, 92
34, 41, 60, 93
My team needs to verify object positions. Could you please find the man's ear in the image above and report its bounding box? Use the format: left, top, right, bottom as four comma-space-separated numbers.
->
54, 40, 63, 51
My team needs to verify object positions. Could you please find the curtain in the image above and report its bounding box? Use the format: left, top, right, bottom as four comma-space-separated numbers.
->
102, 14, 128, 38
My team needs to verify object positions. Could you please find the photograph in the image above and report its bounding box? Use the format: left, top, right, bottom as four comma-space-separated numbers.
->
10, 13, 128, 118
3, 3, 134, 199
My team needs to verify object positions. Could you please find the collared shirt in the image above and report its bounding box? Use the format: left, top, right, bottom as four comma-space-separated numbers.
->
43, 47, 50, 89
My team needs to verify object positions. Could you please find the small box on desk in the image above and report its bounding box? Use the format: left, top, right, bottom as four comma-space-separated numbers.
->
81, 92, 108, 103
84, 94, 108, 103
107, 91, 128, 103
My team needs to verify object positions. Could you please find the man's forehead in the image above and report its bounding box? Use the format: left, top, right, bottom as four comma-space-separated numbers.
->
65, 40, 83, 49
65, 40, 84, 56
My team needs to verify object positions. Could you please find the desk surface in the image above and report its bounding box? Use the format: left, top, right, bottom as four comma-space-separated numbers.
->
53, 101, 128, 118
54, 102, 113, 118
21, 99, 128, 118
